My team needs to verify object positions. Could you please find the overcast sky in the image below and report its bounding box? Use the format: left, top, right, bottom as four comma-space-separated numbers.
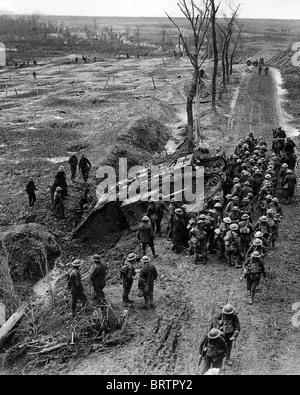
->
0, 0, 300, 19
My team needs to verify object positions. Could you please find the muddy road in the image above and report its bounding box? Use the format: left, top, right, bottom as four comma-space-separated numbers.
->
58, 67, 300, 376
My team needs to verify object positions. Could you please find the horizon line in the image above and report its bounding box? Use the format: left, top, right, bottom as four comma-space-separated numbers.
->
1, 13, 300, 21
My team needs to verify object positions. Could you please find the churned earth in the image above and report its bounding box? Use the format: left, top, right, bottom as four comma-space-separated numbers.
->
1, 51, 300, 375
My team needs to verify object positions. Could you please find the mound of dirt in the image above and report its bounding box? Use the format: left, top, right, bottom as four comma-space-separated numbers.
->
268, 49, 294, 69
104, 116, 171, 169
0, 223, 61, 282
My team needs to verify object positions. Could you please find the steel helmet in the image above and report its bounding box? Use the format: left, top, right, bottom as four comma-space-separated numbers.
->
282, 163, 289, 168
213, 196, 221, 201
149, 198, 155, 203
255, 232, 263, 238
267, 209, 274, 215
230, 224, 239, 231
242, 214, 250, 220
260, 216, 267, 222
266, 195, 273, 200
224, 217, 232, 224
71, 259, 83, 267
222, 304, 235, 315
287, 170, 293, 174
272, 198, 279, 203
127, 253, 137, 262
233, 178, 240, 183
199, 214, 207, 220
142, 216, 150, 222
252, 251, 261, 258
175, 209, 183, 215
253, 238, 263, 246
141, 256, 150, 263
56, 187, 62, 191
214, 203, 222, 208
233, 196, 239, 201
208, 329, 222, 340
244, 181, 251, 186
232, 206, 239, 211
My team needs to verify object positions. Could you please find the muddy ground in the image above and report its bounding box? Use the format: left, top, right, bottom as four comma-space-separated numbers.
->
1, 49, 300, 375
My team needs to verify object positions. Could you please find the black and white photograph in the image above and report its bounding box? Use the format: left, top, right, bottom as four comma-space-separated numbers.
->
0, 0, 299, 377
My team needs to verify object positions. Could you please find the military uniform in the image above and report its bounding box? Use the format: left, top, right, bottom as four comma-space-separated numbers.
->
138, 256, 158, 309
244, 253, 267, 304
213, 305, 241, 364
90, 255, 108, 304
67, 260, 87, 317
120, 253, 137, 306
199, 329, 228, 375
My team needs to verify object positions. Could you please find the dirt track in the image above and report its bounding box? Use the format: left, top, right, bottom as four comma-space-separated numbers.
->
56, 67, 300, 376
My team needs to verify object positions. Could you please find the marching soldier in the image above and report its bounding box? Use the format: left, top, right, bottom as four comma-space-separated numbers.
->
243, 251, 267, 305
90, 254, 108, 304
213, 304, 241, 366
138, 256, 158, 309
199, 329, 228, 375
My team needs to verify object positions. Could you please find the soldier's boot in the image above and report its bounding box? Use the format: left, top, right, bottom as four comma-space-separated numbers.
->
141, 296, 150, 310
149, 296, 155, 309
248, 292, 254, 305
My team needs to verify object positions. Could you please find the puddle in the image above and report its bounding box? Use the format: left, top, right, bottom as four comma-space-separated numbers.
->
28, 127, 37, 130
46, 156, 70, 164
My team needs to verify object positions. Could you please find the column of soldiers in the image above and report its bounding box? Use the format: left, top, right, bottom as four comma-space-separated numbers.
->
64, 130, 296, 374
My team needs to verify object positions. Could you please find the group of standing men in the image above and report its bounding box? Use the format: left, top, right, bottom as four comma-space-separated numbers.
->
25, 153, 92, 220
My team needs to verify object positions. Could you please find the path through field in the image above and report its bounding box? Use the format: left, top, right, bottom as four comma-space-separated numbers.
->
64, 67, 300, 376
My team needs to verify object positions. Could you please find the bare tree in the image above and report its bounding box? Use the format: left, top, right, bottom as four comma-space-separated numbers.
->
166, 0, 212, 153
210, 0, 220, 112
161, 26, 167, 53
217, 4, 240, 98
229, 22, 242, 75
135, 25, 141, 56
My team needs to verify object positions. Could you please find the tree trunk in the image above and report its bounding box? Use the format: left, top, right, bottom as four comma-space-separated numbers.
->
211, 0, 219, 113
187, 68, 199, 154
0, 303, 27, 349
225, 41, 230, 81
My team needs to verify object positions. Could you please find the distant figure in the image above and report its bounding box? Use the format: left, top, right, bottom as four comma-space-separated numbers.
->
200, 69, 205, 78
258, 65, 262, 75
27, 60, 29, 66
264, 66, 269, 76
79, 188, 90, 212
75, 57, 78, 64
33, 60, 37, 67
94, 57, 97, 62
127, 53, 130, 59
33, 71, 37, 79
79, 154, 92, 183
54, 187, 66, 219
26, 177, 37, 206
68, 154, 78, 182
14, 62, 18, 68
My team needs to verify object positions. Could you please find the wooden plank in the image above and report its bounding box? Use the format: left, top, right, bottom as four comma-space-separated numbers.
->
0, 303, 27, 348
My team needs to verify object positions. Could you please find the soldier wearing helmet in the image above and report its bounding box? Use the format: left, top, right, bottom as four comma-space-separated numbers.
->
212, 304, 241, 366
137, 216, 158, 258
243, 251, 267, 305
255, 216, 271, 241
282, 169, 297, 204
246, 238, 268, 259
67, 259, 87, 317
138, 256, 158, 309
223, 223, 242, 268
199, 329, 228, 375
215, 218, 232, 262
120, 253, 137, 307
90, 254, 108, 304
266, 209, 279, 248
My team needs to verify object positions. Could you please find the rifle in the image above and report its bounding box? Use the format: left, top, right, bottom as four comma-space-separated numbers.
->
220, 356, 227, 375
